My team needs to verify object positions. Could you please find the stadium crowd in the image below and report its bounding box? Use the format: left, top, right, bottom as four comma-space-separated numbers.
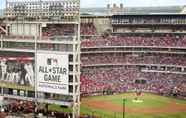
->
81, 23, 97, 35
81, 54, 186, 66
81, 30, 186, 99
0, 98, 100, 118
0, 98, 73, 118
81, 67, 186, 98
81, 35, 186, 47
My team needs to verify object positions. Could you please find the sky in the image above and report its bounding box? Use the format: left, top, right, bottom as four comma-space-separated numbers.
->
0, 0, 186, 8
81, 0, 186, 8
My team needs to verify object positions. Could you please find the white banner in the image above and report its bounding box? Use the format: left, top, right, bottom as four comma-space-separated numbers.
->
36, 53, 69, 95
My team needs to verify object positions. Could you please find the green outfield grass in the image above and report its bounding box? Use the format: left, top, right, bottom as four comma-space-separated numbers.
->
80, 93, 186, 118
48, 93, 186, 118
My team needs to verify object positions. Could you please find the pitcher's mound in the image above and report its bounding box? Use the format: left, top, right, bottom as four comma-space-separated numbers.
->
132, 98, 143, 103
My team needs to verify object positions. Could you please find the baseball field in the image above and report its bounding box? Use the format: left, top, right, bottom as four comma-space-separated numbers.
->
80, 92, 186, 118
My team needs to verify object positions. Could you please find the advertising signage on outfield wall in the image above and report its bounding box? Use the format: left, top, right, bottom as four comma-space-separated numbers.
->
36, 52, 69, 95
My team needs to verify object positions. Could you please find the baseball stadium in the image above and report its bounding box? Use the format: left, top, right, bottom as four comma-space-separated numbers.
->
0, 0, 186, 118
79, 3, 186, 118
